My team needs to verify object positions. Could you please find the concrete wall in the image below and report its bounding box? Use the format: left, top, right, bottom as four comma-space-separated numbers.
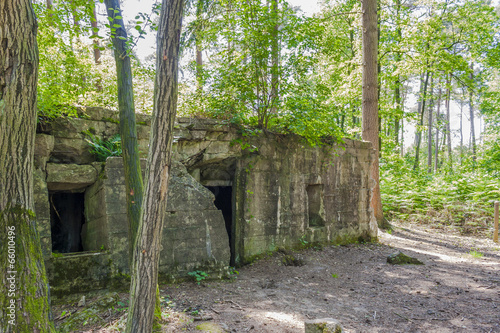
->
33, 107, 376, 296
233, 136, 376, 262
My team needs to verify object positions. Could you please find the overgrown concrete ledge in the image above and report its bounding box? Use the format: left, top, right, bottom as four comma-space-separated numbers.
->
34, 106, 377, 297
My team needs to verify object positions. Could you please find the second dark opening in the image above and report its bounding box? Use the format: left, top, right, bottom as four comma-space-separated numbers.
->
206, 186, 234, 266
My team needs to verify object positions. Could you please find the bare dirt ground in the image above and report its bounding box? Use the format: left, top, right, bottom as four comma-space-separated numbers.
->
55, 221, 500, 332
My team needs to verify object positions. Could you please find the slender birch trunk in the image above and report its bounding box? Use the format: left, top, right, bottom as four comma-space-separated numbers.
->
469, 65, 476, 164
434, 86, 441, 173
427, 75, 434, 173
445, 74, 452, 170
413, 70, 430, 170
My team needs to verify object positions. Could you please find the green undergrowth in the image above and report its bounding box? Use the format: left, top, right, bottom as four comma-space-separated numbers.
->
381, 165, 500, 236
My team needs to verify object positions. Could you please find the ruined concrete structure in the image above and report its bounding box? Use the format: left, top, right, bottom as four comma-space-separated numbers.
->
33, 107, 377, 297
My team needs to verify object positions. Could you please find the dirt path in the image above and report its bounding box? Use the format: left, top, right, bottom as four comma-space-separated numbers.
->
63, 222, 500, 332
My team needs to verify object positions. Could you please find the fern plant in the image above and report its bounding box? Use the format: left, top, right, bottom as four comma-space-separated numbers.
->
83, 131, 122, 162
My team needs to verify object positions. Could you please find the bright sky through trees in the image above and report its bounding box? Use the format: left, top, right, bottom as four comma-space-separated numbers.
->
90, 0, 495, 151
118, 0, 321, 60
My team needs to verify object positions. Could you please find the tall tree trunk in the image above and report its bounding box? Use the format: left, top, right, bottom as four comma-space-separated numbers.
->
394, 0, 402, 146
125, 0, 184, 331
70, 0, 79, 27
413, 70, 430, 170
227, 0, 232, 51
414, 74, 424, 147
427, 75, 434, 173
469, 65, 476, 164
361, 0, 383, 231
445, 74, 452, 170
400, 117, 404, 156
269, 0, 279, 124
376, 0, 382, 156
394, 82, 401, 144
46, 0, 54, 23
104, 0, 144, 259
460, 95, 464, 165
195, 0, 203, 92
0, 1, 55, 332
434, 86, 441, 173
91, 0, 101, 65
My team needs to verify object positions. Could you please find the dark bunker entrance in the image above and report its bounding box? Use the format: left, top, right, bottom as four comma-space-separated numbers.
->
206, 186, 235, 266
50, 192, 85, 253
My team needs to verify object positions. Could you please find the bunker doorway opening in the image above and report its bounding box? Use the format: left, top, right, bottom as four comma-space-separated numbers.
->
206, 186, 235, 266
50, 192, 85, 254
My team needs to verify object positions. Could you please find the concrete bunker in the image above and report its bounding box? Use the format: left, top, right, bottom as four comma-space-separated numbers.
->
33, 107, 377, 297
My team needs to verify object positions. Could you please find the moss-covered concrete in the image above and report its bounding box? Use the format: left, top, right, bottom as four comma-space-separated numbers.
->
45, 252, 112, 299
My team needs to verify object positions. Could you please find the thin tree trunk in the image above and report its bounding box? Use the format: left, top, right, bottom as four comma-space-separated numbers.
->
104, 0, 144, 260
394, 83, 401, 144
427, 75, 434, 173
460, 95, 463, 165
400, 117, 404, 156
125, 0, 184, 331
103, 0, 164, 322
445, 74, 452, 170
469, 65, 476, 164
361, 0, 383, 231
434, 86, 441, 173
413, 70, 430, 170
394, 0, 402, 146
70, 0, 79, 27
414, 74, 424, 147
269, 0, 279, 123
0, 1, 55, 331
91, 0, 101, 64
46, 0, 54, 23
195, 0, 203, 92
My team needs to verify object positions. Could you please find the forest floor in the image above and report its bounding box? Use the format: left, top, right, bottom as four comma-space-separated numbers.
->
54, 221, 500, 333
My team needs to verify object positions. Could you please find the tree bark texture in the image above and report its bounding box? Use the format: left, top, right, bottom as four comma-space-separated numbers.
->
269, 0, 279, 121
104, 0, 144, 257
469, 66, 476, 163
195, 0, 203, 92
0, 1, 55, 331
434, 87, 441, 173
46, 0, 54, 23
413, 70, 430, 170
394, 0, 402, 146
361, 0, 382, 228
125, 0, 184, 331
427, 76, 434, 173
91, 1, 101, 64
460, 95, 463, 165
445, 74, 452, 170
